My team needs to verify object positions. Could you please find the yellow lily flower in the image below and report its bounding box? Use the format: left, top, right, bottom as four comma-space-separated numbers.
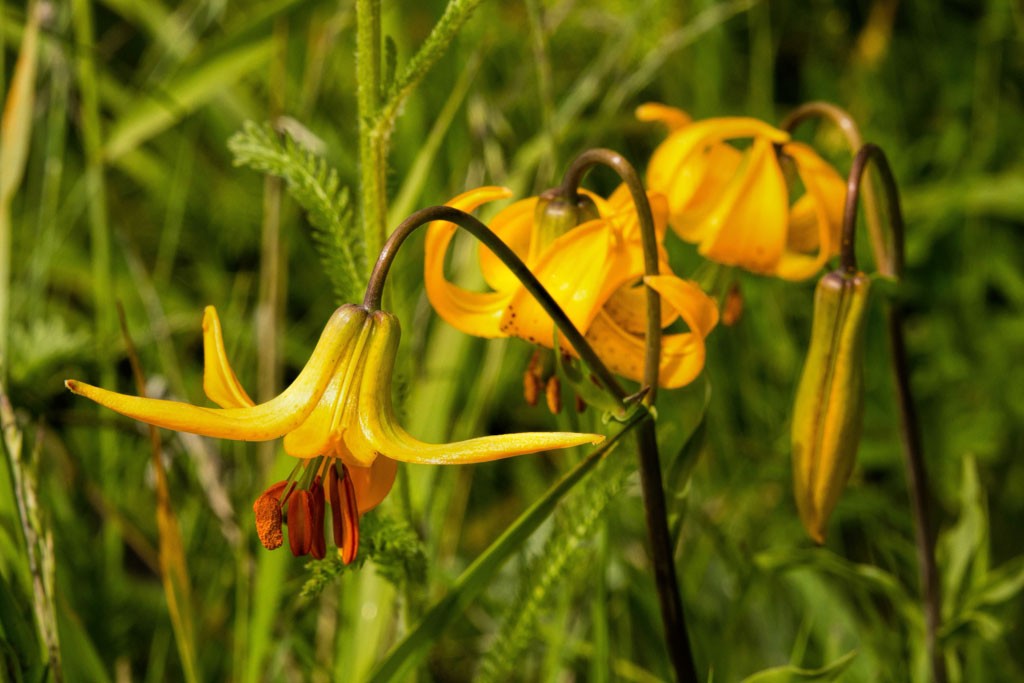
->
424, 187, 720, 390
638, 103, 848, 281
66, 305, 603, 561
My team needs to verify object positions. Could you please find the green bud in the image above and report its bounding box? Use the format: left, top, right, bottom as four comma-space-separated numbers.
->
531, 190, 600, 258
791, 270, 871, 544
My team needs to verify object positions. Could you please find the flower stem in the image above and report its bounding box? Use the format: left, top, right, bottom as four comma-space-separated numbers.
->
557, 149, 698, 683
780, 102, 892, 277
364, 205, 626, 399
842, 144, 946, 683
558, 149, 662, 403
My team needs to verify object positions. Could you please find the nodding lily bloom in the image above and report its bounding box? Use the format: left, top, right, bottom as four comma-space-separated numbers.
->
637, 103, 848, 281
66, 305, 603, 562
424, 186, 719, 390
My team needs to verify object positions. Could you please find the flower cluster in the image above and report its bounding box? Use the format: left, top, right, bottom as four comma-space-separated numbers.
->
67, 101, 850, 555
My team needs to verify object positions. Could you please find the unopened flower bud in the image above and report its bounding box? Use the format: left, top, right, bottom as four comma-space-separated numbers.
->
791, 270, 871, 543
530, 190, 600, 260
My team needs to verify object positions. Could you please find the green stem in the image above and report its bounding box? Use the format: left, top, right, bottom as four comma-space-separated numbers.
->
356, 0, 387, 263
841, 144, 946, 683
557, 150, 698, 683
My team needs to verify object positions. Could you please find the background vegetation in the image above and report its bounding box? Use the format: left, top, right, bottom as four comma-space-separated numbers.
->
1, 0, 1022, 680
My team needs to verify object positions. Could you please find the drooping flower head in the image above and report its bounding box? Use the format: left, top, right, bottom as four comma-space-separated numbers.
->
638, 103, 847, 281
424, 186, 719, 390
66, 305, 603, 561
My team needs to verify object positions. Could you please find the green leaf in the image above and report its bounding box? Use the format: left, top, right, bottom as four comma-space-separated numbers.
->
301, 513, 426, 599
366, 423, 636, 683
229, 121, 364, 304
740, 650, 858, 682
938, 454, 989, 615
971, 555, 1024, 608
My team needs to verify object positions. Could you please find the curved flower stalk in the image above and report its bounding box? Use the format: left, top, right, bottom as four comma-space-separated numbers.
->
66, 305, 603, 561
638, 103, 848, 281
424, 186, 719, 389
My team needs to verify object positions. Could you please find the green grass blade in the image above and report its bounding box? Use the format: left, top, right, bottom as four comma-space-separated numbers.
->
366, 421, 638, 683
104, 39, 275, 161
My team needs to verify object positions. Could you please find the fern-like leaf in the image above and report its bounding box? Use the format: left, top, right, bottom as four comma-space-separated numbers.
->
477, 453, 635, 683
228, 121, 365, 304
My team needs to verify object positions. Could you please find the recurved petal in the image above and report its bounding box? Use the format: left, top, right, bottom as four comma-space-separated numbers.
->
479, 196, 537, 291
583, 275, 718, 389
353, 311, 604, 464
202, 306, 255, 409
65, 305, 365, 441
605, 186, 671, 246
602, 282, 679, 336
775, 142, 847, 281
635, 102, 692, 131
698, 138, 789, 274
347, 457, 398, 513
424, 186, 515, 338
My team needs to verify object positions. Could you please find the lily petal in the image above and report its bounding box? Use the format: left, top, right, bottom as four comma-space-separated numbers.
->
605, 186, 671, 246
478, 196, 537, 291
65, 305, 366, 441
347, 457, 398, 513
202, 306, 255, 409
776, 142, 847, 281
282, 316, 374, 459
644, 274, 720, 388
645, 118, 787, 242
500, 218, 639, 349
356, 311, 604, 464
635, 102, 692, 132
602, 281, 679, 336
424, 187, 515, 338
583, 274, 718, 389
697, 138, 789, 274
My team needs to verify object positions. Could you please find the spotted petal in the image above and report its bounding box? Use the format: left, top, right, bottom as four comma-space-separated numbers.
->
499, 217, 642, 349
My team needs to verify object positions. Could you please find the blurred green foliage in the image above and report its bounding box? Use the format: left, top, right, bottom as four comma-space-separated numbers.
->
1, 0, 1022, 681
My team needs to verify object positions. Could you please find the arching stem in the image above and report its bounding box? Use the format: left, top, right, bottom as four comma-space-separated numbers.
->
559, 149, 662, 403
843, 144, 946, 683
363, 205, 627, 400
781, 102, 892, 277
557, 149, 699, 683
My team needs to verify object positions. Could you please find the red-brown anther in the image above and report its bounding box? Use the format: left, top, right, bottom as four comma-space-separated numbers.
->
523, 349, 544, 406
575, 393, 586, 414
545, 375, 562, 415
252, 481, 287, 550
309, 476, 327, 560
722, 283, 744, 327
287, 489, 315, 557
523, 370, 541, 406
328, 462, 360, 565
